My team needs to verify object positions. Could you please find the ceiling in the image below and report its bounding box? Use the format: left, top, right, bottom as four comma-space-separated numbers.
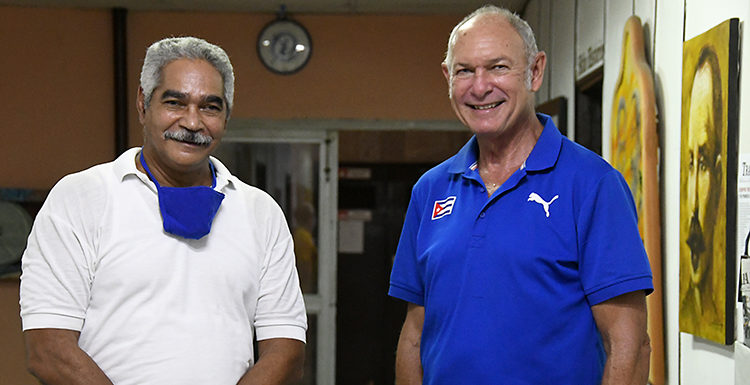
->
0, 0, 529, 15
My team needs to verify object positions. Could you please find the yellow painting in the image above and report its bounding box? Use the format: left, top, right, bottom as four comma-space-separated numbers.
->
679, 19, 738, 345
610, 16, 663, 385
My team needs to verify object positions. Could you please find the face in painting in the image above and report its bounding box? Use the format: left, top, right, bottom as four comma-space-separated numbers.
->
442, 15, 543, 137
685, 61, 721, 286
138, 58, 227, 180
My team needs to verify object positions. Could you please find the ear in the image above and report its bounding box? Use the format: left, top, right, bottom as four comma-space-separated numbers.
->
441, 62, 451, 83
529, 51, 547, 92
136, 87, 147, 124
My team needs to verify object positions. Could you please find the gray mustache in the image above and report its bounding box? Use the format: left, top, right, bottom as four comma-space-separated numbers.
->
164, 129, 213, 146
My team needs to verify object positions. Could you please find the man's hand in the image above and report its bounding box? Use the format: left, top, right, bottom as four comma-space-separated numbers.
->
24, 328, 113, 385
591, 290, 651, 385
395, 303, 424, 385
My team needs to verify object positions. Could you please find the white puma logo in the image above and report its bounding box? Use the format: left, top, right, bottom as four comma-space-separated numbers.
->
527, 192, 559, 218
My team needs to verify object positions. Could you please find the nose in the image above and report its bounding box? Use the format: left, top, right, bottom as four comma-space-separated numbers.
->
180, 105, 203, 131
470, 70, 492, 98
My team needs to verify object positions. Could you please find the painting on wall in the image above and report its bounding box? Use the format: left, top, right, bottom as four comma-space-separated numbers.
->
609, 15, 664, 385
679, 18, 739, 345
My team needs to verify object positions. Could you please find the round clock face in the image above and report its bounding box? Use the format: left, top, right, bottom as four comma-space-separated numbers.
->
257, 19, 312, 75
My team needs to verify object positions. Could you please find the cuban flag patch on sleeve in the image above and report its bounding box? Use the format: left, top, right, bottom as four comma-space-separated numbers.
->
431, 196, 456, 220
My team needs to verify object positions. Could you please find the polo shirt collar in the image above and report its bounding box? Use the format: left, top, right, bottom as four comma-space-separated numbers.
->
524, 113, 563, 172
114, 147, 238, 191
447, 113, 562, 175
447, 136, 479, 175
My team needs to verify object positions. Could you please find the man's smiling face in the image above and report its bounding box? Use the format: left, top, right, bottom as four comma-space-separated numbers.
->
442, 14, 537, 137
138, 58, 227, 178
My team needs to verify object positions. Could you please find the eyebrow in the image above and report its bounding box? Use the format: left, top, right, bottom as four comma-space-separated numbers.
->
454, 57, 509, 69
204, 95, 224, 108
160, 89, 187, 101
160, 89, 224, 108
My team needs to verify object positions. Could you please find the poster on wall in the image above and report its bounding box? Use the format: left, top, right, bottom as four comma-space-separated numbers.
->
609, 16, 664, 385
737, 153, 750, 345
679, 18, 739, 345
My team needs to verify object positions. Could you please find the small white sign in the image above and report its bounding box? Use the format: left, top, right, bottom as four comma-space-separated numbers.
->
738, 153, 750, 344
737, 154, 750, 254
338, 219, 365, 254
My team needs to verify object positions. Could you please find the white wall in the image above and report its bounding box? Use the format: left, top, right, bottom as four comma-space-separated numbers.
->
525, 0, 552, 103
576, 0, 605, 80
652, 1, 684, 383
549, 0, 576, 140
529, 0, 750, 384
525, 0, 575, 138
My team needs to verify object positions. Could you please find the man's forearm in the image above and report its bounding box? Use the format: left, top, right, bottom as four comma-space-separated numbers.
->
395, 332, 423, 385
25, 329, 113, 385
395, 303, 424, 385
592, 291, 651, 385
600, 337, 651, 385
237, 338, 305, 385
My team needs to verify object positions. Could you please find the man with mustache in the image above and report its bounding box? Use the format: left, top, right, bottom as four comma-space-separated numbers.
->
20, 37, 306, 385
389, 5, 653, 384
680, 44, 724, 337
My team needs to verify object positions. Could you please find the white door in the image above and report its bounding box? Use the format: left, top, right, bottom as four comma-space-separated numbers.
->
215, 126, 338, 385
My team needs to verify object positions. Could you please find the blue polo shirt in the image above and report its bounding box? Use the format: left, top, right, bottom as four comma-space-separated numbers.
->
388, 114, 653, 385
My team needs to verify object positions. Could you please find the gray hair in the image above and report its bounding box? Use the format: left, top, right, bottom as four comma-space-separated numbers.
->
140, 36, 235, 117
444, 5, 539, 87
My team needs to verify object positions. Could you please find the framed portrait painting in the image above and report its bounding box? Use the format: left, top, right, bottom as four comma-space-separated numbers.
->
679, 18, 739, 345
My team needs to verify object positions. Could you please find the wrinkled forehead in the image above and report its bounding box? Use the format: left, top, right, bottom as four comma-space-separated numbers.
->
163, 59, 222, 85
154, 59, 225, 104
457, 14, 516, 40
453, 15, 524, 57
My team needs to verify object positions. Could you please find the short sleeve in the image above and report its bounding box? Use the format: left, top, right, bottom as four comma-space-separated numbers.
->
577, 170, 654, 306
253, 203, 307, 343
388, 185, 426, 306
20, 175, 101, 331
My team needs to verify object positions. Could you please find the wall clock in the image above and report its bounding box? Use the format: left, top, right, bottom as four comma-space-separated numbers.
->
257, 17, 312, 75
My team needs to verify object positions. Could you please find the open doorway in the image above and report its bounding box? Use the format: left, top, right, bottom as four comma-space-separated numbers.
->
335, 129, 469, 385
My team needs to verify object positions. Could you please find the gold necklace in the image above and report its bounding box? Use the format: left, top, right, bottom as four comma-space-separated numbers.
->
478, 163, 503, 196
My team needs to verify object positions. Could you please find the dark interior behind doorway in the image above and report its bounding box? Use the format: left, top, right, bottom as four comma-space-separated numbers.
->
336, 163, 432, 385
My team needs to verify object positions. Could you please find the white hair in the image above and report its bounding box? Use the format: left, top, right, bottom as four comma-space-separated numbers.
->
140, 36, 235, 117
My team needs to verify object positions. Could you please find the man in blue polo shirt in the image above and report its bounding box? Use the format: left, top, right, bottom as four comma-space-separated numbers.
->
389, 5, 653, 385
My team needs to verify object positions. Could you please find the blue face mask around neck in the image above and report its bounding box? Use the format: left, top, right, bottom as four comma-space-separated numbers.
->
139, 151, 225, 240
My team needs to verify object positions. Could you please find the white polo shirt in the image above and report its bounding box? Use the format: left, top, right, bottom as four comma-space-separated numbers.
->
20, 148, 307, 385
